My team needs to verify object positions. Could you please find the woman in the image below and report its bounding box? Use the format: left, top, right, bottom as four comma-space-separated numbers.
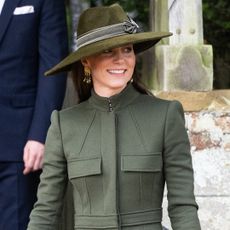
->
27, 4, 201, 230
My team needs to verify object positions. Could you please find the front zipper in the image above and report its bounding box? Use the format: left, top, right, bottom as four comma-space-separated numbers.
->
107, 100, 121, 228
107, 99, 121, 229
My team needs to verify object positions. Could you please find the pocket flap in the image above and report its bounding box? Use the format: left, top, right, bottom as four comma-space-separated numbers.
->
121, 153, 162, 172
68, 157, 101, 179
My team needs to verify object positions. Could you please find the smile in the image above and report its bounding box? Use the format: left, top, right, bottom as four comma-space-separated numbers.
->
107, 69, 126, 74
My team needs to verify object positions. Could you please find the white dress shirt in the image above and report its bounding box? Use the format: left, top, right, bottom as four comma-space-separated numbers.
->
0, 0, 6, 14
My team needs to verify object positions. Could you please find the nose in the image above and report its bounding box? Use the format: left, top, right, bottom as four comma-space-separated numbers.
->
113, 49, 125, 62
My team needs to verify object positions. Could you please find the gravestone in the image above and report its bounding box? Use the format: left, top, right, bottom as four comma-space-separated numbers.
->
155, 0, 213, 91
168, 0, 203, 44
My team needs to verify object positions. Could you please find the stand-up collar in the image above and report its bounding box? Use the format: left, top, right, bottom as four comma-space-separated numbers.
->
88, 83, 140, 112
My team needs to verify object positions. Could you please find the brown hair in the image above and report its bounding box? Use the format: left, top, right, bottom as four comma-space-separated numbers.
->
71, 61, 153, 103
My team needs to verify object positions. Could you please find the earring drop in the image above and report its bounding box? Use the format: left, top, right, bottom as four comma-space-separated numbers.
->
83, 67, 91, 84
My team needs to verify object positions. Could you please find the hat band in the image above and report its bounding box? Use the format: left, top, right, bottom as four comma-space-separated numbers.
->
76, 17, 139, 50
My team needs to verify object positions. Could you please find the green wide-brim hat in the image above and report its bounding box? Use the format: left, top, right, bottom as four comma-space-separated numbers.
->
45, 4, 172, 76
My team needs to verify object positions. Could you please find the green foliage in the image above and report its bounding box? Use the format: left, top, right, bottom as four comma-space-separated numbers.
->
203, 0, 230, 54
202, 0, 230, 88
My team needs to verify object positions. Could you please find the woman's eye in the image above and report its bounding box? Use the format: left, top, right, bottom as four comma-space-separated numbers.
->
124, 46, 133, 53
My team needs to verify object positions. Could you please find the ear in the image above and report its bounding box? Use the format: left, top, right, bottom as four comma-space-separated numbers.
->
81, 58, 89, 67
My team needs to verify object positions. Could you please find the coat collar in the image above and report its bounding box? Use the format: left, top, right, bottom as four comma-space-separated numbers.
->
0, 0, 22, 45
88, 83, 140, 112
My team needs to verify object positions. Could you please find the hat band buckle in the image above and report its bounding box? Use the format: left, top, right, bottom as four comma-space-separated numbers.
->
75, 17, 139, 51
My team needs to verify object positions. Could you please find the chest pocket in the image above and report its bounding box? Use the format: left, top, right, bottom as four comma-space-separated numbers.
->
121, 152, 162, 172
67, 156, 102, 179
120, 153, 163, 207
67, 156, 102, 212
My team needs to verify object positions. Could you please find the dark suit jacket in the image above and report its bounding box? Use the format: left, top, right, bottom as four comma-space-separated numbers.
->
0, 0, 68, 161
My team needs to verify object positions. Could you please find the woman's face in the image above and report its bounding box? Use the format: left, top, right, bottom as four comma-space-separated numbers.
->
82, 44, 136, 97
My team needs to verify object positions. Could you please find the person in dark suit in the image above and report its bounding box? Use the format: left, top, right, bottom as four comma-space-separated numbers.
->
0, 0, 68, 229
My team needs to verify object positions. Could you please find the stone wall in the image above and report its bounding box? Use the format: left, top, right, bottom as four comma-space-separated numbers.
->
156, 91, 230, 230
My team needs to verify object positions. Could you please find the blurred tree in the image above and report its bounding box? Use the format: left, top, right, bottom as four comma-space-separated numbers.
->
203, 0, 230, 89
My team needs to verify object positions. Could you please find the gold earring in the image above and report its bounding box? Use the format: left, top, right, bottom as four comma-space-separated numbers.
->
83, 67, 91, 84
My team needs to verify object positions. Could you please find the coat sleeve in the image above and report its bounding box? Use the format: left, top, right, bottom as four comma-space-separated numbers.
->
27, 111, 67, 230
163, 100, 201, 230
27, 0, 68, 143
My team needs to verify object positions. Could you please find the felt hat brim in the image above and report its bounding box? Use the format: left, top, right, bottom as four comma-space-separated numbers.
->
45, 31, 172, 76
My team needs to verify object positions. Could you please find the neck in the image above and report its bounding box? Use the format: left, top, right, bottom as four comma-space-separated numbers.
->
93, 85, 127, 98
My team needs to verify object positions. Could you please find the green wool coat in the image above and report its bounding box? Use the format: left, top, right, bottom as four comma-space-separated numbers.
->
27, 84, 201, 230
